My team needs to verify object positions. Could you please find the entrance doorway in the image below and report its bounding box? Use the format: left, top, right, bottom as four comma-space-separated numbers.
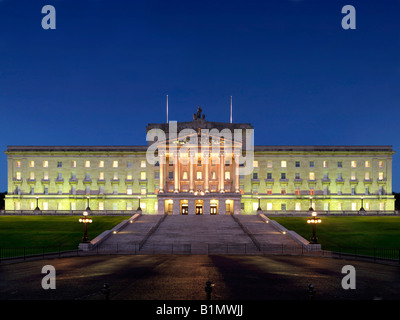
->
180, 199, 189, 215
210, 204, 217, 215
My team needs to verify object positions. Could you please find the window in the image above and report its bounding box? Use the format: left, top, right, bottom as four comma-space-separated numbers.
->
351, 172, 356, 180
127, 202, 133, 210
99, 186, 104, 194
323, 161, 328, 168
85, 173, 90, 180
323, 172, 329, 180
281, 160, 287, 168
295, 188, 300, 195
380, 202, 385, 211
30, 186, 34, 195
141, 172, 147, 180
168, 171, 173, 179
309, 189, 314, 196
252, 172, 258, 179
85, 160, 90, 168
43, 202, 48, 210
253, 160, 259, 168
58, 185, 62, 195
113, 172, 118, 180
267, 172, 272, 180
44, 186, 48, 195
281, 172, 286, 180
15, 172, 21, 180
309, 172, 315, 180
337, 161, 342, 168
43, 172, 49, 180
266, 203, 273, 211
127, 161, 132, 168
182, 171, 188, 180
365, 160, 370, 168
127, 186, 132, 195
57, 161, 62, 168
113, 160, 118, 168
281, 204, 286, 211
267, 188, 272, 195
267, 161, 272, 168
337, 172, 343, 180
211, 171, 216, 180
281, 188, 286, 195
379, 161, 384, 168
140, 160, 146, 168
154, 171, 159, 180
351, 187, 355, 195
43, 161, 48, 168
225, 171, 230, 180
365, 172, 370, 180
309, 161, 314, 168
15, 161, 21, 168
365, 187, 369, 195
351, 203, 357, 211
127, 174, 133, 180
337, 185, 342, 195
71, 160, 76, 168
295, 172, 300, 179
295, 203, 301, 211
323, 203, 329, 211
338, 203, 342, 211
71, 172, 76, 180
98, 202, 104, 211
29, 160, 35, 168
295, 161, 300, 168
99, 160, 104, 168
141, 185, 146, 195
351, 161, 357, 168
378, 172, 384, 180
99, 172, 104, 180
57, 173, 62, 180
197, 171, 202, 180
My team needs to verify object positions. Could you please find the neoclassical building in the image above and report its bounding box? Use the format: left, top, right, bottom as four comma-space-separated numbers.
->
4, 109, 395, 214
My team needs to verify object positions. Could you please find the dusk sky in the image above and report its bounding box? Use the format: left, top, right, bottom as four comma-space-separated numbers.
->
0, 0, 399, 191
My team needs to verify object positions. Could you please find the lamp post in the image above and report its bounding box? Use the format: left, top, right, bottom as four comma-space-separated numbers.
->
257, 196, 262, 212
79, 210, 92, 243
85, 196, 91, 213
360, 196, 365, 212
307, 211, 321, 244
137, 196, 142, 211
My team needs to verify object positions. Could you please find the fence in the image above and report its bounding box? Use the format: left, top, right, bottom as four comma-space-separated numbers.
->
1, 243, 399, 264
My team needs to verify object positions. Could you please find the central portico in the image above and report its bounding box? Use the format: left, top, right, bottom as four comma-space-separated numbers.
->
146, 107, 253, 215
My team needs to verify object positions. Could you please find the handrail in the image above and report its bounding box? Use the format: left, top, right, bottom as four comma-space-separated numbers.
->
138, 214, 168, 250
231, 214, 261, 251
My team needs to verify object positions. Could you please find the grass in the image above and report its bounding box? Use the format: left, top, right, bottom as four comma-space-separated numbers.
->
0, 215, 128, 251
270, 216, 400, 253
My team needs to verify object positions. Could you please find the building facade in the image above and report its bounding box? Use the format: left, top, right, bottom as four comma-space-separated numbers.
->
4, 111, 395, 214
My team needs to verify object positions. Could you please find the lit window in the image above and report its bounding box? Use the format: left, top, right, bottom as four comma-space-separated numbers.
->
309, 172, 315, 180
351, 203, 357, 211
365, 161, 370, 168
338, 203, 342, 211
127, 187, 132, 195
71, 160, 76, 168
141, 185, 146, 194
140, 172, 147, 180
351, 172, 356, 180
253, 160, 259, 168
225, 171, 230, 180
99, 202, 104, 210
182, 171, 188, 180
127, 174, 133, 180
16, 172, 21, 180
43, 161, 48, 168
15, 161, 21, 168
113, 172, 118, 180
85, 160, 90, 168
295, 203, 301, 211
43, 172, 49, 180
99, 160, 104, 168
295, 188, 300, 195
197, 171, 202, 180
323, 161, 328, 168
309, 189, 314, 195
267, 188, 272, 195
378, 172, 384, 180
281, 160, 287, 168
211, 171, 216, 180
113, 160, 118, 168
30, 172, 35, 180
267, 161, 272, 168
29, 161, 35, 168
378, 161, 384, 168
99, 172, 104, 180
351, 161, 357, 168
141, 160, 146, 168
43, 202, 48, 210
365, 172, 370, 180
267, 203, 273, 210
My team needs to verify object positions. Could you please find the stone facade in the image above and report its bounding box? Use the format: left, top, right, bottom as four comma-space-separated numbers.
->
4, 114, 395, 214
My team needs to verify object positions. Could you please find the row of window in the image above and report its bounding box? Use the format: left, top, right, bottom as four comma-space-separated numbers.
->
14, 159, 387, 169
252, 171, 385, 181
14, 160, 147, 169
252, 202, 386, 211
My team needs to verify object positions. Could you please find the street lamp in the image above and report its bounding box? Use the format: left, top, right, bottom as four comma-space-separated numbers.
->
34, 196, 40, 211
359, 196, 365, 212
307, 211, 322, 244
137, 196, 142, 211
85, 196, 91, 214
79, 210, 92, 243
257, 196, 262, 212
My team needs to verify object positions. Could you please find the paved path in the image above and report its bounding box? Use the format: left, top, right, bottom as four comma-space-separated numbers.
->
1, 255, 399, 300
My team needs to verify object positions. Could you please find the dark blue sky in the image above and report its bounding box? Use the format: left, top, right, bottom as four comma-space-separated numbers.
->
0, 0, 399, 191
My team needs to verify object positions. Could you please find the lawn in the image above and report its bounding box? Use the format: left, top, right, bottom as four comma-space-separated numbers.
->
270, 216, 400, 251
0, 215, 128, 250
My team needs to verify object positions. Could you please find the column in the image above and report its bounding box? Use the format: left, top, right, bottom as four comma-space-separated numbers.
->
220, 152, 225, 193
174, 152, 179, 193
173, 199, 180, 215
188, 198, 195, 215
189, 152, 194, 193
219, 199, 226, 214
158, 198, 165, 215
234, 152, 240, 193
159, 152, 164, 193
204, 152, 209, 193
203, 198, 210, 215
234, 199, 241, 215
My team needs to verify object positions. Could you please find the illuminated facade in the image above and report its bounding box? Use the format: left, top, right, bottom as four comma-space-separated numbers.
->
4, 111, 395, 214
